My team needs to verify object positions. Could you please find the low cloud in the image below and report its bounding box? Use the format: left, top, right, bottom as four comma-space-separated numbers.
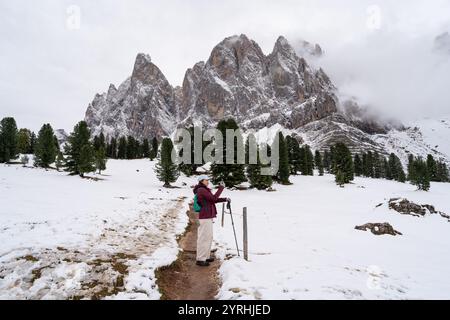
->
1, 0, 449, 131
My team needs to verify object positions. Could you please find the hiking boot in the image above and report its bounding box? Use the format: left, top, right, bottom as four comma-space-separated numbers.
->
206, 258, 215, 263
196, 261, 210, 267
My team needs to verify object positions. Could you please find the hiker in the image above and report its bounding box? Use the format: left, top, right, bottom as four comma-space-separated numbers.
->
193, 175, 229, 267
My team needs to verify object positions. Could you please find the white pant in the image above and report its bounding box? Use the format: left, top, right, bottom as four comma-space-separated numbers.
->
197, 218, 213, 262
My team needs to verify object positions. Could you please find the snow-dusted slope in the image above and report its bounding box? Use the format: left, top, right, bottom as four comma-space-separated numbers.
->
214, 174, 450, 300
0, 160, 190, 300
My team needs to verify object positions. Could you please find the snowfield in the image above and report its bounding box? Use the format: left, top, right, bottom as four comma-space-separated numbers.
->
1, 159, 450, 300
0, 159, 190, 300
213, 174, 450, 300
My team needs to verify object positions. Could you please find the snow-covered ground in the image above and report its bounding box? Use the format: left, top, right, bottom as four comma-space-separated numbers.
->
2, 158, 450, 300
0, 159, 190, 300
214, 174, 450, 300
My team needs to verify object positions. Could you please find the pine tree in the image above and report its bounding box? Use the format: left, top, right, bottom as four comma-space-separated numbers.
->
78, 144, 95, 177
384, 158, 392, 180
247, 141, 273, 190
426, 154, 438, 181
388, 153, 405, 182
155, 138, 179, 187
117, 136, 127, 159
34, 124, 57, 168
17, 128, 31, 154
0, 117, 18, 163
29, 132, 36, 154
333, 142, 354, 185
64, 121, 95, 176
55, 152, 64, 171
304, 145, 314, 176
354, 153, 363, 176
210, 119, 247, 187
436, 162, 449, 182
95, 147, 107, 174
407, 154, 416, 182
126, 136, 137, 159
286, 136, 301, 174
411, 158, 430, 191
373, 152, 384, 179
110, 137, 118, 159
142, 138, 150, 158
274, 132, 291, 184
335, 169, 346, 187
314, 150, 324, 176
323, 150, 332, 172
150, 137, 158, 161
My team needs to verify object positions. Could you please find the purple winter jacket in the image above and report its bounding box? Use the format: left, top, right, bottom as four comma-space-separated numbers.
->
193, 184, 227, 219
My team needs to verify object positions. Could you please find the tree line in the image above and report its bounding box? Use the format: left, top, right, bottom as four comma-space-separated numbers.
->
154, 118, 450, 191
0, 117, 159, 178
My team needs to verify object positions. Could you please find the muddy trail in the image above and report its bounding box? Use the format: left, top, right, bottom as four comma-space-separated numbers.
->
0, 196, 187, 300
156, 208, 221, 300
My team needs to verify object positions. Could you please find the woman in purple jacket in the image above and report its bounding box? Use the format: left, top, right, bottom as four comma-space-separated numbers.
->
193, 175, 228, 266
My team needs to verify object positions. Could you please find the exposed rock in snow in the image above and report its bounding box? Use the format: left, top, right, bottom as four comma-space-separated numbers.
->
355, 223, 402, 236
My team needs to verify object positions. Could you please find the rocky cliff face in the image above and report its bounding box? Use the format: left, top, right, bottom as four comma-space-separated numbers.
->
85, 53, 177, 139
179, 35, 338, 130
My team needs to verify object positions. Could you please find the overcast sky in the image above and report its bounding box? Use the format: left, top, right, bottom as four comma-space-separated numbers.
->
1, 0, 449, 132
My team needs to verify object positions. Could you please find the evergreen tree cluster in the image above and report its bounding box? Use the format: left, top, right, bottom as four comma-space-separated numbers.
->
103, 135, 157, 160
407, 154, 449, 191
353, 151, 406, 183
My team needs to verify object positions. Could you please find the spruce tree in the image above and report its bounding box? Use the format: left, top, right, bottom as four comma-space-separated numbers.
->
126, 136, 137, 159
150, 137, 158, 161
108, 137, 118, 159
34, 124, 57, 168
426, 154, 438, 181
29, 132, 36, 154
304, 145, 314, 176
274, 132, 291, 184
411, 158, 430, 191
64, 121, 95, 176
314, 150, 324, 176
210, 119, 247, 187
384, 158, 392, 180
388, 153, 405, 182
155, 138, 179, 187
95, 146, 107, 174
354, 153, 363, 176
373, 152, 384, 179
286, 135, 301, 174
407, 154, 417, 182
323, 150, 332, 172
78, 144, 95, 177
247, 141, 273, 190
117, 136, 127, 159
0, 117, 18, 163
142, 138, 150, 158
333, 142, 354, 185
